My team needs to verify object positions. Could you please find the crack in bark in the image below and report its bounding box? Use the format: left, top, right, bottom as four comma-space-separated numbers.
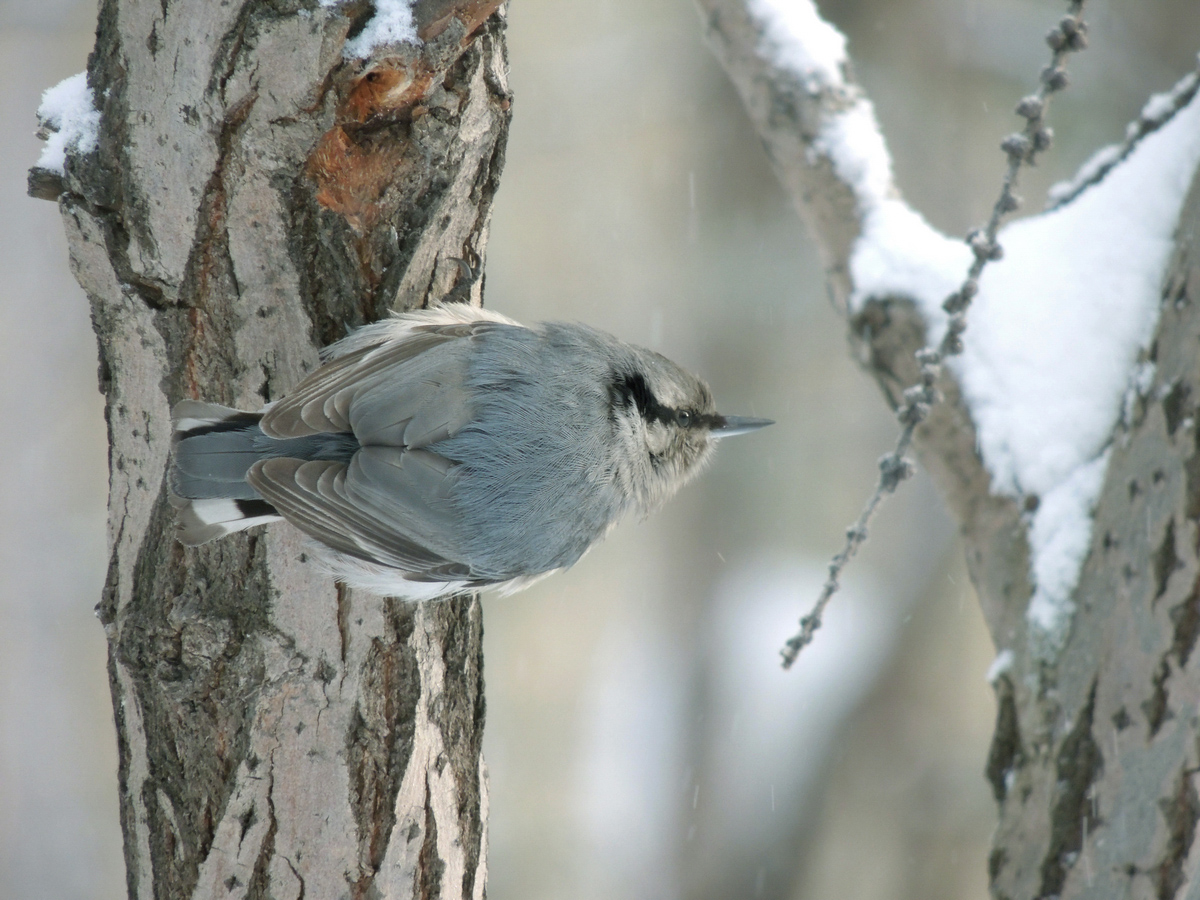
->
1144, 658, 1173, 739
428, 596, 486, 898
1155, 767, 1200, 899
346, 603, 420, 887
986, 675, 1023, 803
1155, 518, 1181, 602
1164, 381, 1191, 438
1038, 681, 1103, 899
110, 487, 273, 899
417, 780, 445, 900
247, 766, 279, 899
1170, 570, 1200, 667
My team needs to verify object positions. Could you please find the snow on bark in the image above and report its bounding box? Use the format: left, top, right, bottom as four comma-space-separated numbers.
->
321, 0, 421, 58
744, 0, 1200, 647
957, 86, 1200, 645
34, 71, 100, 176
746, 0, 846, 90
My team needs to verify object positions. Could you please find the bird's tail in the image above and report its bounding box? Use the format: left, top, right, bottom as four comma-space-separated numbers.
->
169, 400, 283, 546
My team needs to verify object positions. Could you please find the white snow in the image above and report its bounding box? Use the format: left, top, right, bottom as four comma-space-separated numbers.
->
814, 98, 893, 201
749, 0, 847, 91
35, 71, 100, 176
1046, 144, 1122, 207
752, 3, 1200, 646
1122, 360, 1156, 427
798, 57, 972, 324
953, 90, 1200, 642
1142, 82, 1188, 122
850, 199, 971, 331
1023, 453, 1110, 638
321, 0, 420, 59
1047, 72, 1199, 208
986, 648, 1014, 683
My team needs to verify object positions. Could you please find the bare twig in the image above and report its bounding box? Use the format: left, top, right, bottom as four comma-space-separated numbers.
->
781, 2, 1090, 669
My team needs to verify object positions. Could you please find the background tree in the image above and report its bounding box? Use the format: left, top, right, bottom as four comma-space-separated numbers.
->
696, 1, 1200, 897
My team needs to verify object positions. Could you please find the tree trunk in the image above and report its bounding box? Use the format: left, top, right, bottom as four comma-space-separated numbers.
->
697, 1, 1200, 896
30, 2, 510, 897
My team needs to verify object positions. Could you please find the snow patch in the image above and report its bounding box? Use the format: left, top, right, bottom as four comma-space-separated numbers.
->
322, 0, 420, 58
35, 72, 100, 176
1143, 82, 1188, 122
956, 87, 1200, 642
986, 649, 1014, 684
850, 198, 971, 330
1121, 361, 1157, 427
748, 0, 847, 91
1024, 453, 1110, 640
1046, 144, 1123, 207
815, 98, 893, 202
958, 93, 1200, 497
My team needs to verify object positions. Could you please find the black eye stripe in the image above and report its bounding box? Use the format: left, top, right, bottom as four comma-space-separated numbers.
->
609, 371, 671, 424
609, 371, 716, 430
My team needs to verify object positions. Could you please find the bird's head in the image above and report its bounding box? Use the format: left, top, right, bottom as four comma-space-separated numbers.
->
607, 348, 772, 514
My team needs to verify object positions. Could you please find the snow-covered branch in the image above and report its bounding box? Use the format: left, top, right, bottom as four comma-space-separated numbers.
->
700, 0, 1200, 657
701, 0, 1097, 664
701, 0, 1200, 895
960, 74, 1200, 648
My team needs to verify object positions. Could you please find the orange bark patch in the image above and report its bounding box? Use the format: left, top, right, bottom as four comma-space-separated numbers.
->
343, 63, 433, 123
417, 0, 505, 42
307, 123, 409, 232
306, 60, 432, 232
306, 0, 505, 231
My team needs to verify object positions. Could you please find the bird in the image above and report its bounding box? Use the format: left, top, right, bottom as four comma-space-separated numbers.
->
169, 302, 772, 599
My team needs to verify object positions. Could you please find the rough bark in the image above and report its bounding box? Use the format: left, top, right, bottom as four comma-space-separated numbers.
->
697, 1, 1200, 896
30, 2, 510, 897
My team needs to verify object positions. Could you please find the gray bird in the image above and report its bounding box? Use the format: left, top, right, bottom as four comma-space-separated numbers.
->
169, 303, 772, 599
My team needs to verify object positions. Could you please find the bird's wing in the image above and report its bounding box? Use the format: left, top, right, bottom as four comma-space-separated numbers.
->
260, 310, 513, 444
247, 447, 488, 583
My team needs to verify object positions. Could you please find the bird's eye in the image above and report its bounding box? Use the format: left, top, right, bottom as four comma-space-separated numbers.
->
677, 410, 692, 427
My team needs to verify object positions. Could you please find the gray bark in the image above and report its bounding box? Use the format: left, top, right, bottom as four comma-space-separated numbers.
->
696, 1, 1200, 897
30, 1, 510, 898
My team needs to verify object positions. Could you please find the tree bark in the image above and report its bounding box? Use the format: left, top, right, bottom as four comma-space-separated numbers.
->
30, 2, 510, 897
697, 1, 1200, 897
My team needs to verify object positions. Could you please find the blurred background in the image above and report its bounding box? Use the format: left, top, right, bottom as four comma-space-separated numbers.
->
3, 0, 1199, 898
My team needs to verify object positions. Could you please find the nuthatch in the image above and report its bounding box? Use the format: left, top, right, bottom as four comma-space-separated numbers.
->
170, 303, 772, 598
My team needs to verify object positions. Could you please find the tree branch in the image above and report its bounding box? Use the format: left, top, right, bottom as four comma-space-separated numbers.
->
698, 0, 1200, 895
695, 0, 1081, 659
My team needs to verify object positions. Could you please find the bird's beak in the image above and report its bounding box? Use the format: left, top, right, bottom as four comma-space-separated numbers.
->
711, 415, 774, 439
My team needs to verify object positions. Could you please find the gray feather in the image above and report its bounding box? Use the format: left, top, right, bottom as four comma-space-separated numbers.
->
261, 326, 483, 440
246, 456, 466, 577
430, 322, 636, 577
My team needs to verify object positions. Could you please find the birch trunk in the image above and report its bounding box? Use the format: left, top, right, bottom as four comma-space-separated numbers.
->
697, 1, 1200, 896
29, 2, 511, 898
